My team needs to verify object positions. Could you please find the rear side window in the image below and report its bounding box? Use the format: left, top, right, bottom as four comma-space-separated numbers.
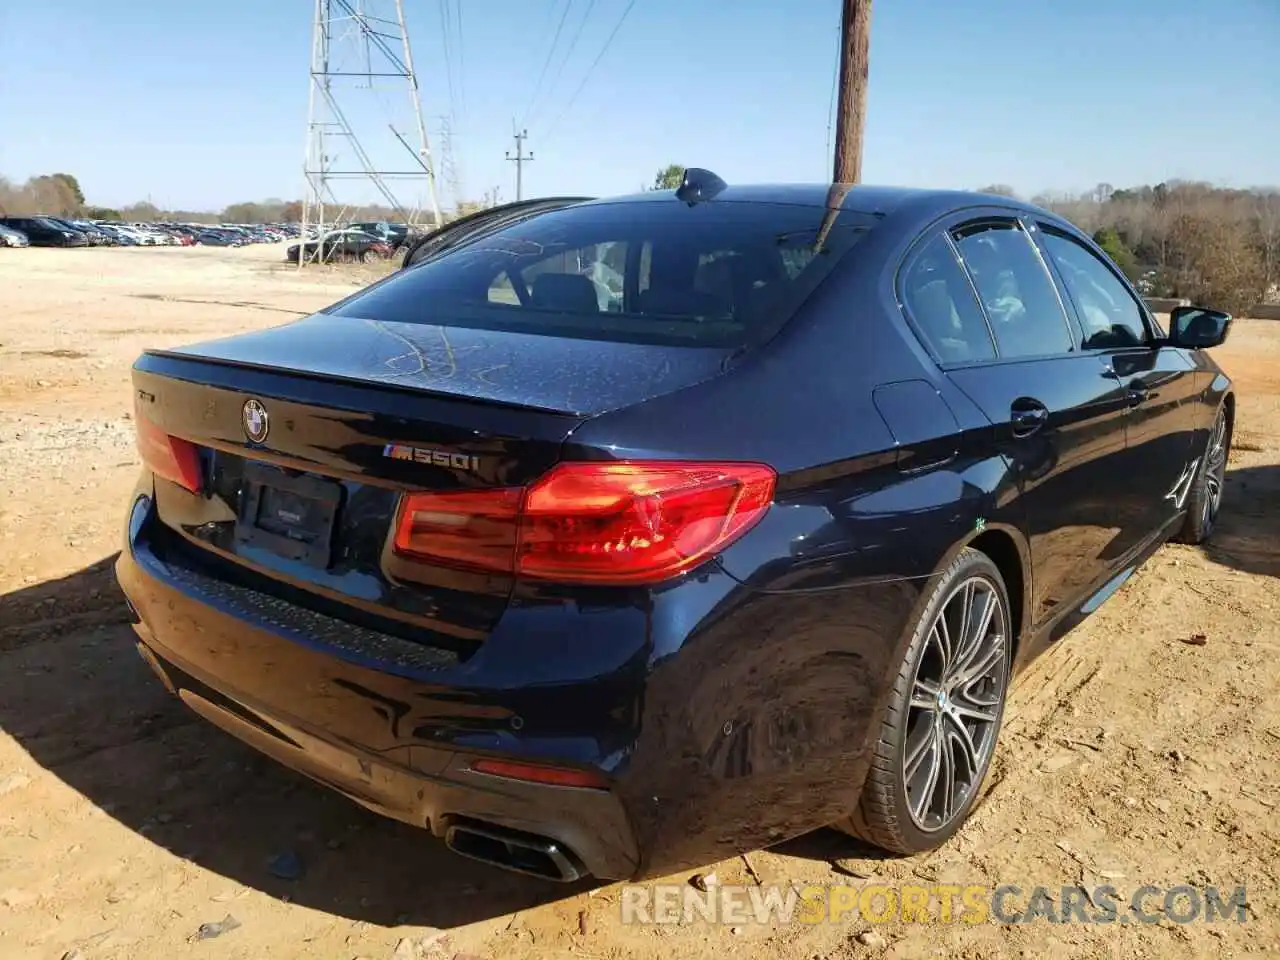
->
952, 222, 1074, 359
901, 234, 995, 363
330, 201, 877, 348
1037, 230, 1149, 349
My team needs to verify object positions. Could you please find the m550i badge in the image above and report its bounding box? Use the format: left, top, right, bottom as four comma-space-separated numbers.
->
383, 443, 482, 472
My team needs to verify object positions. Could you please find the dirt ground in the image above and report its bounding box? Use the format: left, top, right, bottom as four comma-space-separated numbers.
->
0, 245, 1276, 960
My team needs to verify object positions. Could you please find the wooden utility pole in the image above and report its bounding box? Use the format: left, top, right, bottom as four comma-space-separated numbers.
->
505, 127, 534, 202
832, 0, 872, 184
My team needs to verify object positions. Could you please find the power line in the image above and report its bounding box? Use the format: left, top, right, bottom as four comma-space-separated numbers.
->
543, 0, 638, 142
454, 0, 466, 120
824, 6, 840, 177
523, 0, 575, 128
438, 0, 458, 124
530, 0, 599, 128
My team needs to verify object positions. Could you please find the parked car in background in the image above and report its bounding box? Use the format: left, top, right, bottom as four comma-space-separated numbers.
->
193, 229, 240, 247
34, 216, 96, 245
0, 216, 306, 252
0, 216, 88, 247
106, 222, 148, 244
115, 174, 1236, 882
350, 220, 412, 251
285, 228, 392, 263
0, 223, 29, 247
68, 220, 119, 245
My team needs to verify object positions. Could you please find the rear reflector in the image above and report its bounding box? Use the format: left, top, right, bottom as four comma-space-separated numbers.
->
470, 758, 611, 790
393, 460, 776, 585
135, 411, 202, 493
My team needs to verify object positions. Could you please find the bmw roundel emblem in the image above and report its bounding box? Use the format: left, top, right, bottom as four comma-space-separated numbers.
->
242, 398, 270, 444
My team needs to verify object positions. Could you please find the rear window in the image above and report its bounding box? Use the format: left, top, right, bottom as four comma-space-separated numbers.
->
329, 200, 877, 347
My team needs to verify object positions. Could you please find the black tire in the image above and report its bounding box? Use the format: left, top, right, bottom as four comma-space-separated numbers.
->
838, 548, 1012, 854
360, 249, 377, 264
1174, 405, 1230, 545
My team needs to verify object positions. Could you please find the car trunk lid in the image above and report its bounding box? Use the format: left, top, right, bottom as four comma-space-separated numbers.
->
157, 311, 737, 416
131, 317, 736, 656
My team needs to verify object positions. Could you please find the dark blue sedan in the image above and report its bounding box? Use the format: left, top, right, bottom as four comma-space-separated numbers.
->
115, 171, 1234, 881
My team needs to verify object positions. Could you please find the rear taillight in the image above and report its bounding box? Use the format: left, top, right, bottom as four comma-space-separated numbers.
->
393, 461, 775, 585
135, 410, 202, 493
393, 488, 521, 571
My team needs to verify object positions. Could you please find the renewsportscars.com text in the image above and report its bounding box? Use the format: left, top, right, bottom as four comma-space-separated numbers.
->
619, 883, 1250, 926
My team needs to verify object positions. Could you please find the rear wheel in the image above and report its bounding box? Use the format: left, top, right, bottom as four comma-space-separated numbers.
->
838, 548, 1011, 854
1175, 406, 1229, 545
361, 249, 377, 264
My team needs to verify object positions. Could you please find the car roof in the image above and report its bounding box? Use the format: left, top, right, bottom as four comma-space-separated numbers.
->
577, 183, 1047, 222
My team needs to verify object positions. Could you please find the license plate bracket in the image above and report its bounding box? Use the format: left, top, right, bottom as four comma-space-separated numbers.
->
234, 462, 342, 569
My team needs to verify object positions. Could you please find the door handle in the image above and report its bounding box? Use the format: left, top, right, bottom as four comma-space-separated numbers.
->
1010, 398, 1049, 438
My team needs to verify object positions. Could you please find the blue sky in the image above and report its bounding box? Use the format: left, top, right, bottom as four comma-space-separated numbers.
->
1, 0, 1276, 212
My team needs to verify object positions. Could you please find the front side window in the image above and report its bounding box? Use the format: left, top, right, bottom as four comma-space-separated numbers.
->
1038, 230, 1149, 349
331, 201, 877, 348
952, 221, 1074, 359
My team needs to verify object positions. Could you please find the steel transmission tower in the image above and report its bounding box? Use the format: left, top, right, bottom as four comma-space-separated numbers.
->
302, 0, 443, 266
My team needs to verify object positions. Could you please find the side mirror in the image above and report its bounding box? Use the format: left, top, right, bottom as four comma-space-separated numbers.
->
1168, 305, 1232, 349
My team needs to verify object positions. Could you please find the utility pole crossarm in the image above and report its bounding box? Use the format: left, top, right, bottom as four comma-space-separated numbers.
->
832, 0, 872, 184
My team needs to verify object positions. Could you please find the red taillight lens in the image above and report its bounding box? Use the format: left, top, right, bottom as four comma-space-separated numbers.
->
391, 461, 776, 585
394, 488, 522, 572
470, 758, 610, 790
518, 462, 776, 583
135, 413, 202, 493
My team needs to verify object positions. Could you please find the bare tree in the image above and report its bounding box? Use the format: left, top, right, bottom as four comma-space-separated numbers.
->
977, 184, 1019, 198
1254, 190, 1280, 299
1167, 212, 1266, 314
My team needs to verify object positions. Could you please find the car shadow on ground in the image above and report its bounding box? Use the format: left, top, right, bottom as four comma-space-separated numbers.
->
0, 558, 591, 930
1202, 463, 1280, 577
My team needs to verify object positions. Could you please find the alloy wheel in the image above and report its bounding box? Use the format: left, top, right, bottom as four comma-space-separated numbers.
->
903, 576, 1009, 832
1203, 410, 1228, 533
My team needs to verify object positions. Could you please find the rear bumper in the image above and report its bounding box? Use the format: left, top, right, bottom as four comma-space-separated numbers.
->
117, 495, 640, 881
117, 488, 917, 880
130, 629, 625, 881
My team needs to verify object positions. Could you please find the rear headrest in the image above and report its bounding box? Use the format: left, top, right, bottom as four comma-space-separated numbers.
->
913, 279, 958, 334
529, 273, 599, 313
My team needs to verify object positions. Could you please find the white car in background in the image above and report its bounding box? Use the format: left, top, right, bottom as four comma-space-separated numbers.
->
128, 224, 169, 245
0, 223, 30, 247
104, 224, 149, 245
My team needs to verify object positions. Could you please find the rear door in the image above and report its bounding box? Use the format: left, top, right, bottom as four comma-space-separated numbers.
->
1032, 223, 1201, 549
902, 215, 1132, 629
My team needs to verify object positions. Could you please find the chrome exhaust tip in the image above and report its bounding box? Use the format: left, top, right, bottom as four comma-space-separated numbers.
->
443, 818, 586, 883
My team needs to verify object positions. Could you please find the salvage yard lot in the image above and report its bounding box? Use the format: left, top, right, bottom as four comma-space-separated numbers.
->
0, 245, 1277, 959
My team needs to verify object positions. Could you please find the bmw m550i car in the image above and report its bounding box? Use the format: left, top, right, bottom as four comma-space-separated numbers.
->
116, 170, 1234, 882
